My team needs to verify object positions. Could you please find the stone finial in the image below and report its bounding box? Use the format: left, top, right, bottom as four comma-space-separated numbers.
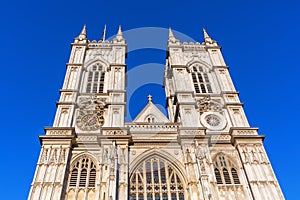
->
78, 24, 86, 38
168, 27, 180, 44
202, 27, 217, 45
74, 24, 88, 43
203, 28, 210, 39
148, 95, 152, 102
113, 25, 125, 43
117, 25, 123, 36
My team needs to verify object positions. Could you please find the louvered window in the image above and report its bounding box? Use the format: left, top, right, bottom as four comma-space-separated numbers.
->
214, 154, 241, 185
214, 168, 222, 184
68, 157, 97, 189
191, 65, 212, 94
231, 168, 240, 184
86, 63, 105, 93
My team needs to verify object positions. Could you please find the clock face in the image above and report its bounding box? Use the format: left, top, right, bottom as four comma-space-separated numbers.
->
76, 110, 104, 131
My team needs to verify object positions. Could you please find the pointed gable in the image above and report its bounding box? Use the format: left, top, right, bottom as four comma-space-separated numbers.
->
133, 95, 170, 123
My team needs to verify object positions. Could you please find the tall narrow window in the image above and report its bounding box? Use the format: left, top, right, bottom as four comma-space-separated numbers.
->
86, 63, 105, 93
191, 64, 212, 94
68, 156, 97, 189
214, 168, 222, 184
231, 168, 240, 184
130, 156, 185, 200
213, 154, 240, 185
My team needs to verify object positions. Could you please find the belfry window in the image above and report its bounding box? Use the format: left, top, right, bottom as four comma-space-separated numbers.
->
130, 156, 185, 200
68, 156, 97, 189
213, 154, 240, 185
86, 63, 105, 93
191, 65, 212, 94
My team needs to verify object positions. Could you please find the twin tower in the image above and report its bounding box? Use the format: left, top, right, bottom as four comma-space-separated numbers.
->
28, 25, 284, 200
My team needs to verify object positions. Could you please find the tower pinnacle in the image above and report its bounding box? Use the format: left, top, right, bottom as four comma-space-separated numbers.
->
202, 27, 217, 45
113, 25, 125, 43
74, 24, 87, 43
168, 27, 179, 44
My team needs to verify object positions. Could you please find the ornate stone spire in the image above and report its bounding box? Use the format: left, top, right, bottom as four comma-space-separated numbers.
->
168, 27, 180, 45
113, 25, 125, 43
74, 24, 88, 43
117, 25, 123, 36
79, 24, 87, 37
202, 28, 217, 45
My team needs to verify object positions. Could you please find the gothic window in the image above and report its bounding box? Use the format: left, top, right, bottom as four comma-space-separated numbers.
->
191, 65, 212, 94
213, 154, 240, 185
86, 63, 105, 93
68, 156, 97, 189
130, 156, 185, 200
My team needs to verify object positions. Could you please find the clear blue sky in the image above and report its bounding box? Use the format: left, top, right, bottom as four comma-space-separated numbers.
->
0, 0, 299, 199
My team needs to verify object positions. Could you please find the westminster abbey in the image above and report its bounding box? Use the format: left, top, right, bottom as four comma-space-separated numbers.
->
28, 25, 284, 200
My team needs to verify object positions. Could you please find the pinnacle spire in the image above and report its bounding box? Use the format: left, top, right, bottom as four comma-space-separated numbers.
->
168, 27, 179, 44
75, 24, 87, 42
169, 27, 175, 40
202, 27, 216, 44
113, 25, 125, 43
203, 28, 210, 39
117, 25, 123, 36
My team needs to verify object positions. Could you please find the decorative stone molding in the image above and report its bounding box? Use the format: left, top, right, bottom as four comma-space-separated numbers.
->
210, 135, 231, 143
77, 135, 98, 142
102, 130, 127, 135
230, 128, 258, 136
45, 128, 75, 136
127, 124, 178, 133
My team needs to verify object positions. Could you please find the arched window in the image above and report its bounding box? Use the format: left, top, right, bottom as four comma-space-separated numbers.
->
213, 154, 240, 185
191, 65, 212, 94
231, 168, 240, 184
86, 63, 105, 93
68, 156, 97, 188
130, 156, 185, 200
145, 115, 156, 123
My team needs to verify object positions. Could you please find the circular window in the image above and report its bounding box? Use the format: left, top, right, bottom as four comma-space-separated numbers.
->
200, 112, 226, 131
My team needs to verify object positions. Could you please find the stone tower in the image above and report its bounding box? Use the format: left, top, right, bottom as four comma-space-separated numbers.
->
28, 26, 284, 200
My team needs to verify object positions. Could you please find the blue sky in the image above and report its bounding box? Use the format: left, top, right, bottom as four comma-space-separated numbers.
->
0, 0, 299, 199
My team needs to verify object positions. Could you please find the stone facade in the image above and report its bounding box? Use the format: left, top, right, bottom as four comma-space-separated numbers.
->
28, 26, 284, 200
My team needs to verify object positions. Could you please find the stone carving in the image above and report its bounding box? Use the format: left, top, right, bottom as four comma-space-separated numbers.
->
197, 96, 223, 113
78, 96, 106, 110
240, 144, 268, 164
195, 145, 208, 160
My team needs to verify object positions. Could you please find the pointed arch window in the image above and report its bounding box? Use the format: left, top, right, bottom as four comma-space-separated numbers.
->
68, 156, 97, 189
130, 156, 185, 200
86, 63, 105, 93
213, 154, 240, 185
191, 65, 212, 94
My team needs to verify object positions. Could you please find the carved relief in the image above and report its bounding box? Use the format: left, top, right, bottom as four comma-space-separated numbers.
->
197, 96, 223, 113
78, 96, 107, 110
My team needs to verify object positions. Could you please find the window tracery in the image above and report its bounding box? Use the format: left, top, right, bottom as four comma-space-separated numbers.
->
191, 65, 212, 94
213, 154, 240, 185
68, 156, 97, 189
130, 156, 185, 200
86, 63, 105, 93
